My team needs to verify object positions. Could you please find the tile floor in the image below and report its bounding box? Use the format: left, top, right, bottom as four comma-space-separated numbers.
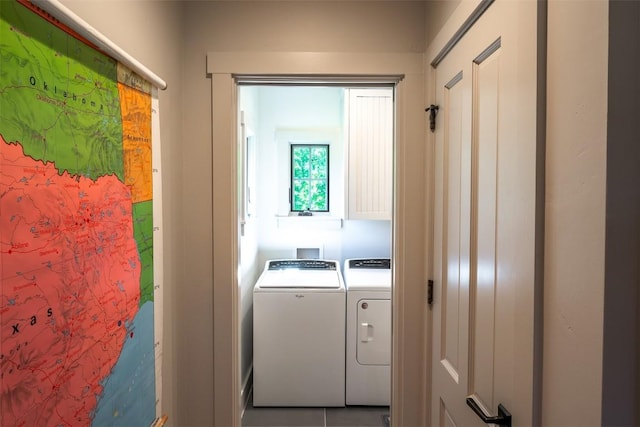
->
242, 393, 390, 427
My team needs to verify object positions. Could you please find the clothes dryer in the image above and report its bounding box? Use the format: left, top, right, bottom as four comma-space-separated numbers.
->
343, 258, 392, 406
253, 259, 346, 407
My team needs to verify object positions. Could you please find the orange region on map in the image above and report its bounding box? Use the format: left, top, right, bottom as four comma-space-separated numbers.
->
119, 83, 152, 203
0, 138, 141, 426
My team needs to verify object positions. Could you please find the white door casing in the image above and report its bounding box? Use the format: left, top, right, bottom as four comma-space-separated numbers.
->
207, 53, 427, 426
430, 1, 542, 426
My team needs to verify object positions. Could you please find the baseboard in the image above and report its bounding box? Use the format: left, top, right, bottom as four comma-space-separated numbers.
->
240, 365, 253, 416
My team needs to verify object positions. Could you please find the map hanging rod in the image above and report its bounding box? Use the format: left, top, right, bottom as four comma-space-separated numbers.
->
31, 0, 168, 90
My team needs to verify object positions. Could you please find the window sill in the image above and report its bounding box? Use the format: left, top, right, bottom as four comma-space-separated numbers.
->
276, 215, 343, 230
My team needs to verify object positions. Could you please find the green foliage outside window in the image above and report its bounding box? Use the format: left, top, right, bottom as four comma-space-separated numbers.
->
291, 144, 329, 212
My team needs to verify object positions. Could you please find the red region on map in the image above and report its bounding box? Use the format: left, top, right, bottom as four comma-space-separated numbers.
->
0, 138, 141, 426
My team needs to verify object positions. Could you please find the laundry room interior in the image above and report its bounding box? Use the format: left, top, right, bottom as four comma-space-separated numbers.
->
237, 84, 394, 424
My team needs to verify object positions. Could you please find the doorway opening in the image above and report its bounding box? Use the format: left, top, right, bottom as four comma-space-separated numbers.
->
237, 84, 395, 427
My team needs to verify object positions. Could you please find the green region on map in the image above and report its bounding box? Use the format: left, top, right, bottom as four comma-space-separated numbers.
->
134, 200, 154, 306
0, 0, 123, 181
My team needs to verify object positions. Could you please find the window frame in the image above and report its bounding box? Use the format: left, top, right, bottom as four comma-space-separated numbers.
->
289, 143, 330, 213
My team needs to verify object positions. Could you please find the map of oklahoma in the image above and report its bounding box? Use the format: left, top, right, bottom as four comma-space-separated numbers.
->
1, 1, 155, 425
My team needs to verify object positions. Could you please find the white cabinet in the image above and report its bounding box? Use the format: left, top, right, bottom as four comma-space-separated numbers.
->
346, 88, 393, 220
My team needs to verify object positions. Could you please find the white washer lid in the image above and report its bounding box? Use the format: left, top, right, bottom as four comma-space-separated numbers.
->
257, 259, 343, 289
258, 270, 343, 288
344, 258, 391, 290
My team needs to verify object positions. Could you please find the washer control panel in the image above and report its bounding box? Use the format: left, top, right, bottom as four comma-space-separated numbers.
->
268, 260, 337, 270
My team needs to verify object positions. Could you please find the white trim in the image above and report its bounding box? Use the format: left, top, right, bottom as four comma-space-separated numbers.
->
430, 0, 495, 67
211, 74, 240, 427
276, 216, 342, 230
32, 0, 167, 89
207, 51, 423, 76
236, 76, 401, 86
426, 0, 484, 68
240, 366, 252, 417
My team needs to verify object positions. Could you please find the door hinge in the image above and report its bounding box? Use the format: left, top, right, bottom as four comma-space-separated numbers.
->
427, 279, 434, 305
425, 104, 439, 132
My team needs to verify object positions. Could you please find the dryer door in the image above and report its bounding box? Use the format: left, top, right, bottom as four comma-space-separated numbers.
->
356, 299, 391, 365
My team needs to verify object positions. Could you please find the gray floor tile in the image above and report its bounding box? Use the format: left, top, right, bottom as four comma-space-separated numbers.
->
326, 406, 390, 427
242, 406, 325, 427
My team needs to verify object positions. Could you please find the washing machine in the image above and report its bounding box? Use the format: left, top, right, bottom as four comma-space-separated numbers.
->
343, 258, 392, 406
253, 259, 346, 407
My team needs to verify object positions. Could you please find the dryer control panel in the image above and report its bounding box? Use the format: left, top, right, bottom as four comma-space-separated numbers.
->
348, 258, 391, 269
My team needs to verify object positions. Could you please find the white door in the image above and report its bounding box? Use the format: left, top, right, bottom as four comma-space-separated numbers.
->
431, 1, 540, 426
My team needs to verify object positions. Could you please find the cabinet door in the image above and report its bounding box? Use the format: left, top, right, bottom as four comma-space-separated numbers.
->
347, 88, 393, 220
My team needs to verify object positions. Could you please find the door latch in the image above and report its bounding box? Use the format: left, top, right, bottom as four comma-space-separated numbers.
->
425, 104, 439, 132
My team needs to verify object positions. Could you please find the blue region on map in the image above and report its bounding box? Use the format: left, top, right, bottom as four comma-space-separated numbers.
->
92, 301, 156, 427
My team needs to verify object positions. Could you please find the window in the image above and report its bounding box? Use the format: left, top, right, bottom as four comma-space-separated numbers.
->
291, 144, 329, 212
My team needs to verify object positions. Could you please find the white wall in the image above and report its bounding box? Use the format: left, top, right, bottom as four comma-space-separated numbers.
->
184, 3, 426, 425
253, 85, 342, 263
200, 1, 426, 53
543, 1, 608, 424
245, 86, 392, 266
424, 0, 460, 46
543, 2, 639, 424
